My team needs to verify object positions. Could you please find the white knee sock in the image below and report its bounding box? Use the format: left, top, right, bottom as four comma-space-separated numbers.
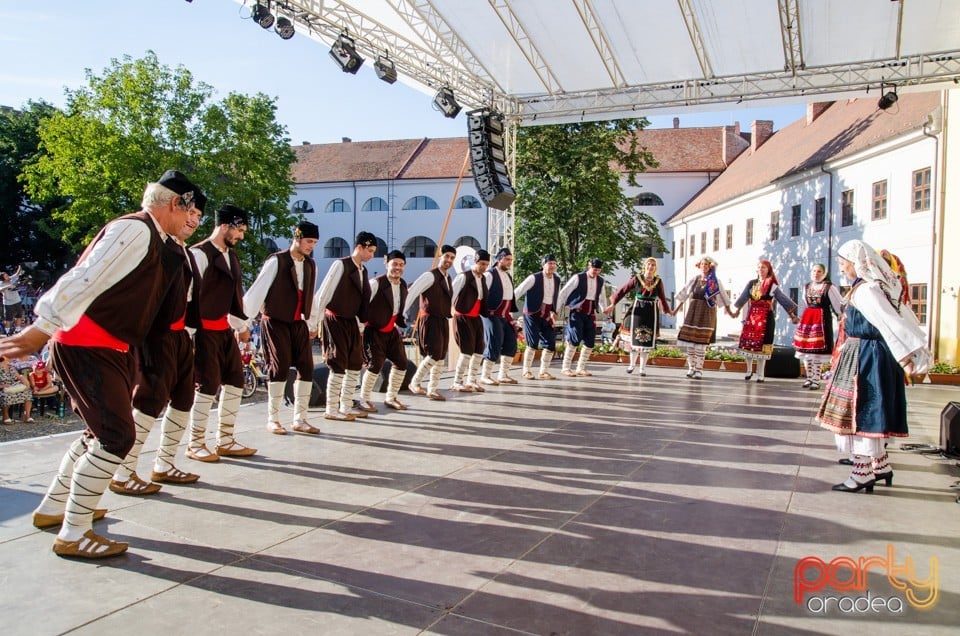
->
154, 406, 189, 473
386, 367, 405, 401
59, 439, 123, 542
757, 358, 767, 379
628, 349, 638, 369
360, 370, 378, 403
35, 436, 87, 516
522, 348, 536, 374
216, 385, 243, 446
188, 391, 215, 450
267, 381, 284, 423
638, 350, 649, 372
326, 372, 344, 415
115, 409, 156, 482
340, 369, 360, 413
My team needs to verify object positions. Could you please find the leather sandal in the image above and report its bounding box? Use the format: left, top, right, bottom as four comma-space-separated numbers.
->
575, 370, 593, 377
384, 398, 408, 410
355, 400, 378, 413
408, 385, 427, 396
216, 441, 257, 457
324, 411, 356, 421
469, 383, 486, 393
561, 369, 577, 377
426, 392, 446, 401
291, 420, 320, 434
150, 467, 200, 484
186, 445, 221, 463
538, 372, 556, 380
348, 409, 369, 419
33, 508, 107, 530
498, 376, 519, 385
267, 421, 287, 435
522, 371, 536, 380
53, 529, 128, 559
109, 473, 162, 496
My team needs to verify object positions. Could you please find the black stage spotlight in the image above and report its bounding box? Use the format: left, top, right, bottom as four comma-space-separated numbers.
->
374, 55, 398, 84
330, 34, 364, 74
434, 87, 461, 118
878, 82, 898, 110
275, 16, 295, 40
252, 2, 274, 29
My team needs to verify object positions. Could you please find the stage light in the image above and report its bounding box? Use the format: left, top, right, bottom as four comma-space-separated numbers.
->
433, 87, 461, 119
878, 82, 898, 110
374, 55, 397, 84
252, 2, 274, 29
329, 33, 364, 74
275, 16, 295, 40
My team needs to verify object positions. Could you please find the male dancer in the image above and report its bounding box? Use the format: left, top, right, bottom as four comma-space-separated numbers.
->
311, 231, 376, 421
243, 221, 319, 435
481, 248, 519, 385
514, 254, 561, 380
357, 250, 410, 412
109, 190, 207, 495
450, 249, 490, 392
1, 169, 198, 558
403, 244, 455, 401
557, 258, 609, 377
187, 204, 256, 462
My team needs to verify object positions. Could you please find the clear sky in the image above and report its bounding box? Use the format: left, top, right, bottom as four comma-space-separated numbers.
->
1, 0, 807, 144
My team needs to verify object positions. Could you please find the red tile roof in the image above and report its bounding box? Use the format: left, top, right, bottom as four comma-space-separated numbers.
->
292, 137, 470, 183
623, 126, 748, 173
669, 92, 941, 221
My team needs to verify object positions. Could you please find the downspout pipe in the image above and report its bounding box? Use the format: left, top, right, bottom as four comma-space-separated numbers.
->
922, 118, 942, 356
820, 164, 834, 270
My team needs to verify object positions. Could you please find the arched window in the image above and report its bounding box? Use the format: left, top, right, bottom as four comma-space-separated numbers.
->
401, 235, 437, 258
362, 197, 389, 212
402, 196, 439, 210
325, 198, 351, 213
455, 195, 482, 209
636, 193, 664, 206
291, 200, 314, 215
453, 235, 481, 249
323, 237, 350, 258
375, 238, 388, 258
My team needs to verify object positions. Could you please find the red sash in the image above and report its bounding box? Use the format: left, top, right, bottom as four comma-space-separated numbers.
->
294, 290, 303, 321
201, 316, 230, 330
52, 314, 129, 352
379, 314, 398, 333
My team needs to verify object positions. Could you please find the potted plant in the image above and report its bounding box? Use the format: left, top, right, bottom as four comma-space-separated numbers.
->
702, 347, 724, 370
927, 361, 960, 385
649, 345, 687, 367
589, 342, 623, 363
719, 349, 748, 373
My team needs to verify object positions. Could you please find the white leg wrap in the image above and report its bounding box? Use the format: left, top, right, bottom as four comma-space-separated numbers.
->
360, 370, 378, 402
481, 359, 497, 381
340, 369, 360, 414
154, 406, 190, 473
386, 367, 405, 401
294, 380, 313, 421
539, 350, 554, 374
410, 356, 433, 389
188, 392, 216, 450
267, 381, 284, 423
498, 355, 513, 380
36, 436, 87, 516
216, 384, 243, 447
115, 409, 156, 482
453, 354, 470, 385
522, 348, 536, 374
428, 359, 443, 393
468, 353, 484, 384
326, 372, 344, 415
576, 347, 592, 372
562, 345, 575, 372
59, 439, 122, 541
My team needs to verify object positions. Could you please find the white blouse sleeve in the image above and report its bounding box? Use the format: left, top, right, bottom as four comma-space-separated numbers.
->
852, 282, 931, 372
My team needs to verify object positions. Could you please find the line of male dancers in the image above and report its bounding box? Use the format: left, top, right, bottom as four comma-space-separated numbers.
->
0, 168, 611, 558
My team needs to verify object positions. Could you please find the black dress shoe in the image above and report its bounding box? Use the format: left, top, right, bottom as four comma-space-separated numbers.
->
744, 373, 753, 381
832, 479, 875, 493
802, 379, 812, 388
837, 458, 854, 466
874, 471, 893, 486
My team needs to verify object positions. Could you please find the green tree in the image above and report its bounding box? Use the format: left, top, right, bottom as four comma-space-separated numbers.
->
513, 119, 663, 280
0, 101, 72, 278
22, 52, 296, 280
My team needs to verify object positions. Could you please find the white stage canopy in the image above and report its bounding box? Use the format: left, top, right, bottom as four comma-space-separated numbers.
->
239, 0, 960, 125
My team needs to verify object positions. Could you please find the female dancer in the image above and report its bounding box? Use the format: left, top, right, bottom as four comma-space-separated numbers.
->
606, 257, 671, 376
793, 263, 843, 390
817, 240, 930, 493
672, 256, 735, 380
731, 260, 798, 382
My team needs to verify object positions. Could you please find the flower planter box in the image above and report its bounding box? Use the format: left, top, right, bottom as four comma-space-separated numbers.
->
589, 353, 621, 363
927, 373, 960, 385
701, 359, 722, 371
723, 361, 748, 373
650, 357, 687, 368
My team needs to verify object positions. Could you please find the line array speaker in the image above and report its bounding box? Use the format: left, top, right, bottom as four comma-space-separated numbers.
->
467, 109, 516, 210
